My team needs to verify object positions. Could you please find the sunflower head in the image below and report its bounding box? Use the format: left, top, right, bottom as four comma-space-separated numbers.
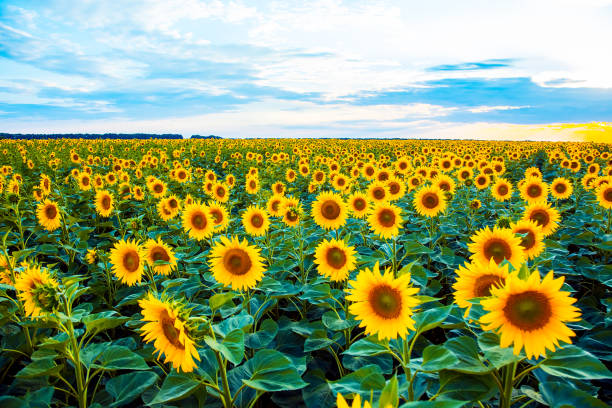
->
480, 269, 581, 359
314, 238, 357, 282
550, 177, 573, 200
368, 202, 403, 239
596, 183, 612, 209
467, 226, 525, 268
208, 236, 266, 291
138, 292, 200, 372
242, 206, 270, 237
453, 259, 510, 316
522, 201, 560, 236
36, 199, 61, 232
95, 190, 114, 217
413, 185, 446, 217
144, 238, 177, 275
511, 220, 545, 260
14, 264, 60, 317
346, 262, 420, 340
520, 177, 548, 203
348, 192, 370, 218
182, 203, 214, 240
110, 239, 145, 286
311, 191, 348, 230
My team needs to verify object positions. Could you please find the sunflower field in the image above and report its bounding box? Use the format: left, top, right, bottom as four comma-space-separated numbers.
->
0, 138, 611, 408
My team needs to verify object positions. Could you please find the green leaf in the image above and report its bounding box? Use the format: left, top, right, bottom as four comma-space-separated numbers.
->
240, 349, 308, 392
540, 346, 612, 380
539, 381, 609, 408
245, 319, 278, 349
106, 371, 158, 407
204, 328, 245, 365
344, 336, 389, 357
399, 402, 467, 408
16, 357, 62, 378
378, 375, 399, 408
477, 332, 521, 369
322, 310, 357, 331
304, 329, 335, 352
403, 240, 433, 255
83, 311, 129, 335
328, 364, 385, 396
413, 305, 452, 333
437, 370, 497, 402
443, 337, 491, 374
421, 345, 459, 372
149, 371, 201, 405
209, 292, 235, 311
91, 345, 150, 371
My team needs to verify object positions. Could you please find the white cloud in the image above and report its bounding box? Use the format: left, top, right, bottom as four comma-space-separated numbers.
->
467, 105, 530, 114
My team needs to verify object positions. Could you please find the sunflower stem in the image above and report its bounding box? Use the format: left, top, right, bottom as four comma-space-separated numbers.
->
501, 361, 517, 408
214, 350, 233, 408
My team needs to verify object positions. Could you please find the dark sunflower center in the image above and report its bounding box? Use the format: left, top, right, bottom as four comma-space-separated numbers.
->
443, 161, 451, 169
251, 214, 264, 228
503, 291, 552, 331
153, 184, 163, 193
223, 249, 252, 275
527, 184, 542, 198
191, 212, 207, 230
461, 171, 469, 179
439, 182, 450, 192
483, 239, 512, 264
151, 247, 170, 262
554, 183, 567, 193
369, 284, 402, 319
249, 181, 256, 189
275, 185, 283, 193
169, 199, 178, 209
325, 247, 347, 269
271, 200, 280, 212
286, 209, 299, 222
515, 228, 535, 250
178, 171, 186, 179
530, 210, 550, 227
160, 311, 185, 349
604, 188, 612, 202
122, 250, 140, 273
337, 178, 346, 186
378, 172, 389, 181
411, 178, 420, 186
498, 185, 509, 195
321, 200, 341, 219
216, 188, 225, 197
378, 209, 396, 227
211, 210, 222, 224
474, 274, 504, 297
477, 177, 486, 185
82, 177, 90, 186
399, 162, 407, 169
315, 173, 323, 181
373, 187, 385, 200
45, 205, 57, 219
353, 198, 366, 211
422, 193, 439, 209
389, 182, 400, 194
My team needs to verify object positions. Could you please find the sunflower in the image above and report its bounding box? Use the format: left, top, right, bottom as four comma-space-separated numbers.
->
367, 181, 389, 203
596, 183, 612, 209
281, 197, 302, 227
406, 175, 422, 191
384, 177, 405, 201
549, 177, 572, 200
413, 185, 446, 217
346, 262, 419, 340
267, 194, 285, 217
524, 167, 542, 179
138, 293, 200, 372
470, 199, 481, 210
242, 206, 270, 236
520, 177, 548, 203
36, 200, 61, 232
467, 226, 525, 267
433, 174, 456, 194
182, 203, 214, 240
311, 191, 348, 230
110, 239, 145, 286
271, 181, 286, 195
208, 202, 230, 232
337, 393, 371, 408
95, 190, 114, 218
212, 183, 229, 203
474, 173, 490, 190
314, 238, 357, 282
522, 201, 560, 236
208, 236, 266, 291
144, 238, 177, 275
368, 202, 403, 239
347, 191, 370, 218
312, 170, 326, 185
491, 178, 513, 202
150, 179, 167, 198
453, 259, 510, 317
15, 264, 60, 317
0, 255, 14, 285
78, 173, 92, 191
85, 249, 96, 265
480, 270, 581, 359
511, 220, 545, 260
157, 199, 175, 221
245, 177, 260, 194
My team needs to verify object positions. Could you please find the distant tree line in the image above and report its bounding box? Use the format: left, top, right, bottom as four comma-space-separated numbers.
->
0, 133, 184, 140
190, 135, 222, 139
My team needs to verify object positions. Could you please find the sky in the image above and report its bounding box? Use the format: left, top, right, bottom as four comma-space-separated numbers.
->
1, 0, 612, 141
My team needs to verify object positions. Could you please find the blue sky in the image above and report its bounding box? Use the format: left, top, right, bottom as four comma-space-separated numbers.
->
1, 0, 611, 139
